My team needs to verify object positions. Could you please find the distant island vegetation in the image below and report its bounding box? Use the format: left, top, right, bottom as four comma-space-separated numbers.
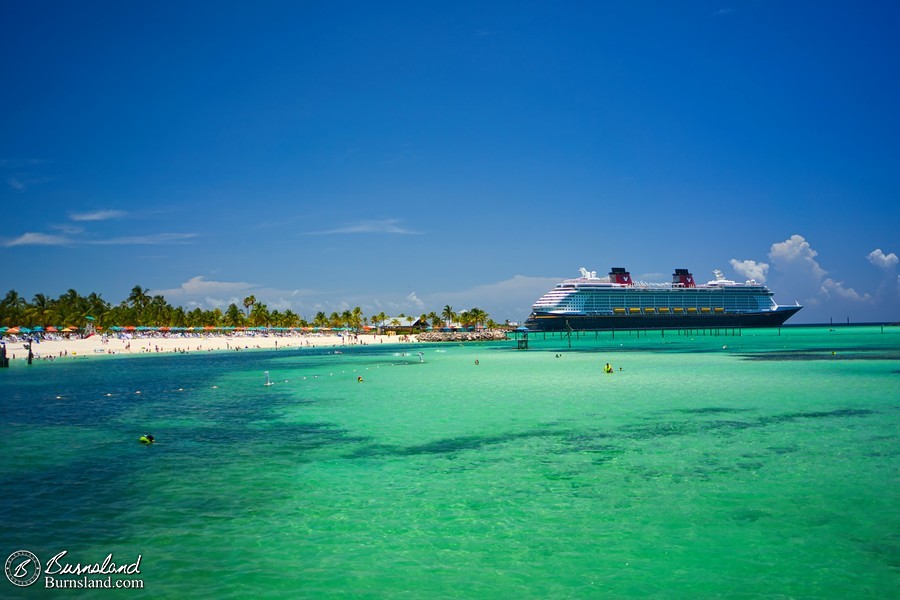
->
0, 286, 503, 332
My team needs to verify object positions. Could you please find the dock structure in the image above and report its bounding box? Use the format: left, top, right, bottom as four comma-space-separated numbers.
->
526, 327, 745, 342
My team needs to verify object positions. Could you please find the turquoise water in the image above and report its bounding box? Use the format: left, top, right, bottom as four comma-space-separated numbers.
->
1, 326, 898, 598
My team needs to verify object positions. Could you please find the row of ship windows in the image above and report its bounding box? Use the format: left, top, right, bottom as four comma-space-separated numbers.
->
538, 299, 773, 310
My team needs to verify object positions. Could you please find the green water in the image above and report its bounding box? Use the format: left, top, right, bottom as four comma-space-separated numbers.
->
1, 326, 898, 598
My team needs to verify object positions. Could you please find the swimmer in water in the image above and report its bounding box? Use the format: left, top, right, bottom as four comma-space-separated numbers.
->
139, 434, 155, 444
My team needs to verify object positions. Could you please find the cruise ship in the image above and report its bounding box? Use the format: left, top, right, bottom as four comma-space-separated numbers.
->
523, 267, 802, 331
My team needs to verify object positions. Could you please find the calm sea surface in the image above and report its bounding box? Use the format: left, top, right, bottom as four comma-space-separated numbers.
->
1, 326, 898, 598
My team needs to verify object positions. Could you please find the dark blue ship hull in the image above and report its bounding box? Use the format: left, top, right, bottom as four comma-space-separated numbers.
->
523, 306, 802, 331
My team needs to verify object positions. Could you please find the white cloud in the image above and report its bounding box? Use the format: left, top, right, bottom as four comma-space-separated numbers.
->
305, 218, 421, 235
729, 259, 769, 283
2, 232, 72, 247
867, 248, 898, 269
820, 279, 871, 302
156, 276, 257, 299
768, 234, 827, 280
69, 210, 127, 221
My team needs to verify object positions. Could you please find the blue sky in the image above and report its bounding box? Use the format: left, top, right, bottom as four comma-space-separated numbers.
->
2, 1, 898, 324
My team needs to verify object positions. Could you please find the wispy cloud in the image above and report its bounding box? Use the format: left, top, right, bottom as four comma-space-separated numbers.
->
1, 158, 51, 191
87, 233, 198, 245
0, 158, 48, 169
69, 209, 127, 221
406, 292, 425, 308
305, 218, 421, 235
820, 278, 871, 302
2, 232, 72, 247
714, 8, 737, 17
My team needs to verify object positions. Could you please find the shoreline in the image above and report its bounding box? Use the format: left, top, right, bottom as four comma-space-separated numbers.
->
0, 332, 418, 365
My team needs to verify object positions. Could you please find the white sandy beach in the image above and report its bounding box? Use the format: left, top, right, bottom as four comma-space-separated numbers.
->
1, 332, 417, 363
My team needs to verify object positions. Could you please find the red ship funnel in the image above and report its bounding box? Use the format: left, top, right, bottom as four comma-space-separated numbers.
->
672, 268, 695, 288
609, 267, 632, 285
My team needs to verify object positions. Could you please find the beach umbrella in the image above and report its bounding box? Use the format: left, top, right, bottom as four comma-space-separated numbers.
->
46, 326, 58, 332
6, 327, 20, 334
110, 326, 124, 331
0, 326, 7, 332
32, 326, 44, 332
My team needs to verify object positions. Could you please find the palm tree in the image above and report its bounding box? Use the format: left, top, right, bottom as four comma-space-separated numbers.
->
351, 306, 364, 332
442, 305, 456, 327
250, 302, 270, 327
374, 311, 387, 332
146, 295, 171, 326
468, 307, 488, 329
84, 292, 109, 325
224, 303, 244, 327
242, 295, 256, 318
171, 306, 187, 328
282, 309, 301, 328
25, 293, 56, 327
128, 285, 151, 311
1, 290, 27, 326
